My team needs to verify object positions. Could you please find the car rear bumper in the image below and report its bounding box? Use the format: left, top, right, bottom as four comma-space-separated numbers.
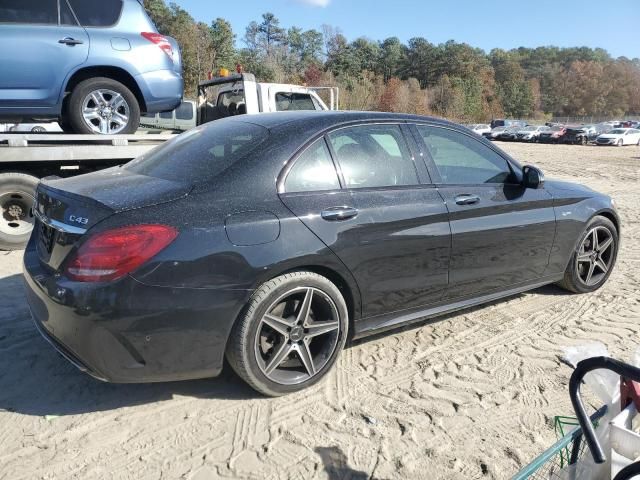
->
23, 239, 242, 383
135, 69, 183, 114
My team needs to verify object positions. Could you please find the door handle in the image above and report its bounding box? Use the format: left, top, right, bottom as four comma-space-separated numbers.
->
321, 206, 358, 221
455, 194, 480, 206
59, 37, 84, 46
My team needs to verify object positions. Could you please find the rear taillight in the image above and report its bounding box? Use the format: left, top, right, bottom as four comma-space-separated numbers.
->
65, 225, 178, 282
141, 32, 173, 60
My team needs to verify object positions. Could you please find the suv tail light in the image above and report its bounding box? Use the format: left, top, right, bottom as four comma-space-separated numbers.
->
141, 32, 174, 60
65, 225, 178, 282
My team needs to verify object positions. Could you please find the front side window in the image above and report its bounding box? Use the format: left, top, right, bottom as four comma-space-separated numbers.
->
285, 139, 340, 193
275, 93, 317, 111
159, 111, 172, 120
417, 125, 513, 185
328, 125, 418, 189
67, 0, 122, 27
0, 0, 57, 24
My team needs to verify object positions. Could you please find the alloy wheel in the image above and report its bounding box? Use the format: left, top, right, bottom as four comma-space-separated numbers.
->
254, 287, 341, 385
576, 226, 615, 286
81, 89, 131, 134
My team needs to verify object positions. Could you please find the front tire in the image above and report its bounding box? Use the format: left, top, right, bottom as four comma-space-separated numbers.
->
617, 139, 623, 147
226, 271, 349, 396
0, 172, 39, 250
557, 215, 618, 294
67, 77, 140, 135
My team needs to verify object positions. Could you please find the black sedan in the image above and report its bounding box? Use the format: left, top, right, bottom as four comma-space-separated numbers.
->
24, 111, 620, 396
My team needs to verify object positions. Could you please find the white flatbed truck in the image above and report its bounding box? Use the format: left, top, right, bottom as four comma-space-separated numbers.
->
0, 73, 338, 250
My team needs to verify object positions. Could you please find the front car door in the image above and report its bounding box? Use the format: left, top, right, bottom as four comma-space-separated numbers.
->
0, 0, 89, 111
411, 123, 556, 300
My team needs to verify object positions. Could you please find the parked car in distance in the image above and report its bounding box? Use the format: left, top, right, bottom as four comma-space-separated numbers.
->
483, 126, 507, 140
140, 100, 196, 131
23, 111, 620, 396
496, 126, 521, 141
595, 128, 640, 146
0, 0, 183, 135
515, 125, 551, 142
563, 124, 604, 145
538, 125, 567, 143
490, 119, 528, 129
0, 122, 63, 133
466, 124, 492, 136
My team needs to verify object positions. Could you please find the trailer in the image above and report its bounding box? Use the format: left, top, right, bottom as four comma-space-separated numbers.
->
0, 133, 174, 250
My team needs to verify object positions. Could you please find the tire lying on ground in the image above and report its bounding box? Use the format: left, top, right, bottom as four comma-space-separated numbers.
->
67, 77, 140, 135
0, 172, 39, 251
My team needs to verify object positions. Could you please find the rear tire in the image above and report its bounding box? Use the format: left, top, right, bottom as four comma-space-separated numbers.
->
0, 172, 39, 251
557, 215, 618, 294
67, 77, 140, 135
226, 271, 349, 397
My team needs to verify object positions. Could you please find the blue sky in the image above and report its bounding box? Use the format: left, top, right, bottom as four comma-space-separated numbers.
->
174, 0, 638, 59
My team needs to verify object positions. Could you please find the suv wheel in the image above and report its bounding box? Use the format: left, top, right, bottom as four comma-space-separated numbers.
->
67, 77, 140, 135
226, 271, 349, 396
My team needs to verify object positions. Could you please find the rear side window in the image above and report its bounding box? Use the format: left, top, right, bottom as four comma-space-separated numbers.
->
175, 102, 194, 121
0, 0, 57, 24
416, 125, 513, 185
275, 93, 319, 111
68, 0, 122, 27
159, 111, 172, 120
125, 122, 269, 184
60, 0, 78, 25
285, 139, 340, 193
328, 125, 418, 189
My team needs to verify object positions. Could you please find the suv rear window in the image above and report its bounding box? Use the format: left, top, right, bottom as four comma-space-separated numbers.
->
125, 122, 269, 184
68, 0, 122, 27
0, 0, 57, 24
275, 93, 319, 111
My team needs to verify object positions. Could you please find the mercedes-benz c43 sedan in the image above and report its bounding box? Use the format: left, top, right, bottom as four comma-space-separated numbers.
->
24, 111, 620, 396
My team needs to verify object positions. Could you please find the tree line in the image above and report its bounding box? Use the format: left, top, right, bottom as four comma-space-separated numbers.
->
144, 0, 640, 122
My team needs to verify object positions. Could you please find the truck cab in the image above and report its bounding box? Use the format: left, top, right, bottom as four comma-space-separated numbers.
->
197, 73, 337, 125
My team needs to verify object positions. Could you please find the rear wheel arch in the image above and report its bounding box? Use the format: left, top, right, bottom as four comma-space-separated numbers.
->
64, 66, 147, 113
282, 265, 360, 333
224, 263, 361, 354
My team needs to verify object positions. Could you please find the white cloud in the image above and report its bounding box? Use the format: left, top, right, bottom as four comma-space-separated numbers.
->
294, 0, 331, 7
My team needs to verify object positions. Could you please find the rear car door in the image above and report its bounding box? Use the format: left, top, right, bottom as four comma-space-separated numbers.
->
411, 123, 556, 300
0, 0, 89, 109
279, 124, 451, 319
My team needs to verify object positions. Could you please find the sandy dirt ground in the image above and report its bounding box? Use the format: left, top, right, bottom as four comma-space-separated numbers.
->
1, 142, 639, 480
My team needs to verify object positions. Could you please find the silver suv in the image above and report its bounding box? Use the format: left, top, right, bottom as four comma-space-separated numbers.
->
0, 0, 183, 134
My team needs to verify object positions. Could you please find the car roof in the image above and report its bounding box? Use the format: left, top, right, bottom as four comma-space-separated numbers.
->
225, 110, 457, 131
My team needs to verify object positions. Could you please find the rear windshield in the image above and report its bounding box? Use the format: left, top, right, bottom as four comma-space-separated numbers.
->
125, 121, 269, 184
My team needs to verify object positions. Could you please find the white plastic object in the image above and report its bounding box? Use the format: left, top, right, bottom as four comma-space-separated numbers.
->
610, 403, 640, 478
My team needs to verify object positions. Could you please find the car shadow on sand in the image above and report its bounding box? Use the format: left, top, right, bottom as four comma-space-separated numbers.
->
0, 270, 571, 417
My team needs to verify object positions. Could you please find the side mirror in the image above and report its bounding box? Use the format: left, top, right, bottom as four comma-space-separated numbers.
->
523, 165, 544, 189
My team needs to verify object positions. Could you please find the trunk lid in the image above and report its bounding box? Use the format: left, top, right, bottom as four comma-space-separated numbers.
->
33, 167, 190, 270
